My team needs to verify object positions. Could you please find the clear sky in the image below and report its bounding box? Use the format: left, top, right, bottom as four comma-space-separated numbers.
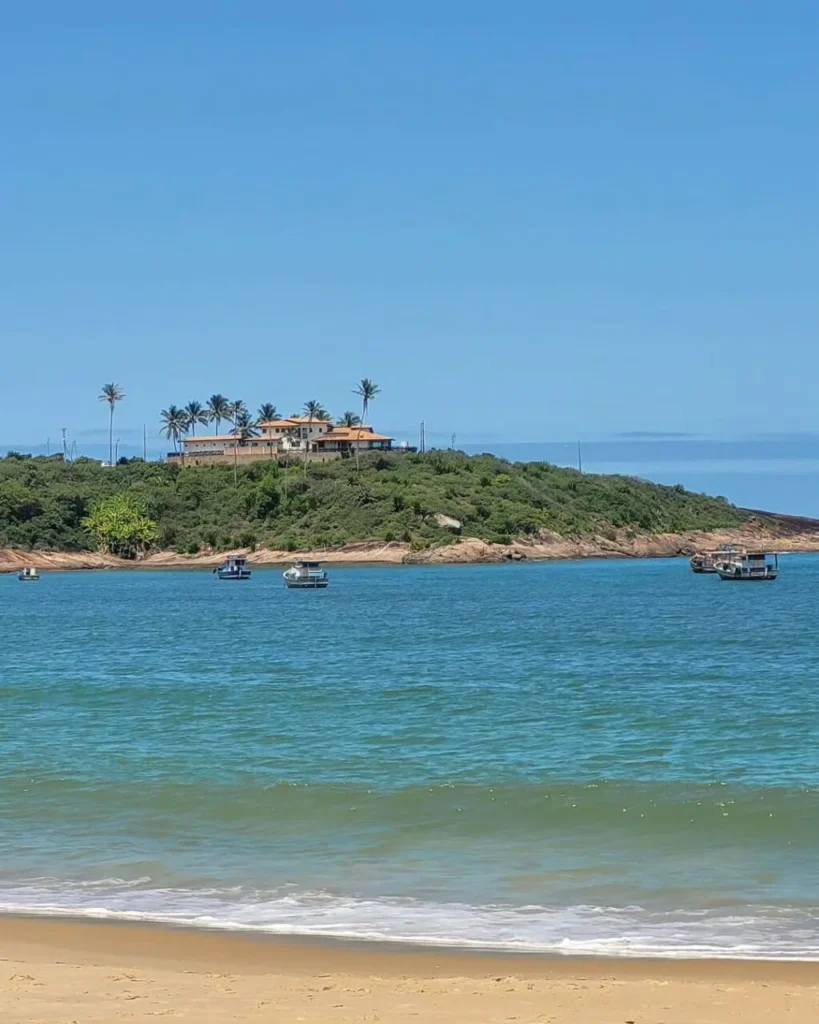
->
2, 2, 818, 450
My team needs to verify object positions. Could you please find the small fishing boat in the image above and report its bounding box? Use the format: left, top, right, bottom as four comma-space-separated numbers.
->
17, 566, 40, 581
689, 552, 717, 574
283, 560, 329, 589
690, 544, 741, 574
214, 555, 251, 580
715, 550, 779, 581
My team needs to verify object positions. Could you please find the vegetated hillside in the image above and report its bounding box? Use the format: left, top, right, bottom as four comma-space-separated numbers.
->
0, 450, 744, 555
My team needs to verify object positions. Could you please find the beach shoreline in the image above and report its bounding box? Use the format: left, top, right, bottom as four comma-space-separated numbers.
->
3, 512, 819, 573
2, 914, 817, 1023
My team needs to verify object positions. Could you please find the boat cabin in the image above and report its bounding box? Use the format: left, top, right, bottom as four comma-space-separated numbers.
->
215, 555, 252, 580
283, 560, 329, 588
716, 551, 778, 581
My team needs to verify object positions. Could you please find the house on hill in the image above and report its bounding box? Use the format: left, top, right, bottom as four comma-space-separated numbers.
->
172, 418, 394, 464
312, 425, 394, 454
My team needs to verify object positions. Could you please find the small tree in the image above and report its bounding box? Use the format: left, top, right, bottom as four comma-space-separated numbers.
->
82, 493, 158, 560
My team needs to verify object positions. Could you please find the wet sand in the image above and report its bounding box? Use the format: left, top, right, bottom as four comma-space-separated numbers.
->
2, 915, 818, 1023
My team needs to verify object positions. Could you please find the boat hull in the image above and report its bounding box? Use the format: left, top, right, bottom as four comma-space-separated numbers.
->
716, 569, 778, 581
216, 571, 251, 580
17, 576, 39, 582
284, 579, 329, 589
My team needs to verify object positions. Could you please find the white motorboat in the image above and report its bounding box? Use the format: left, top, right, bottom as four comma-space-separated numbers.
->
283, 560, 329, 589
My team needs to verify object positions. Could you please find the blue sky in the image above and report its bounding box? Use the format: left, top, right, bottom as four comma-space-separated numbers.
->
2, 2, 818, 452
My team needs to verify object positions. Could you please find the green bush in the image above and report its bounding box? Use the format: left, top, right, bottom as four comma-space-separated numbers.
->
0, 451, 745, 555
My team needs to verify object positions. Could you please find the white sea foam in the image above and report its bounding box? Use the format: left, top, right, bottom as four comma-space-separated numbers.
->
2, 878, 819, 960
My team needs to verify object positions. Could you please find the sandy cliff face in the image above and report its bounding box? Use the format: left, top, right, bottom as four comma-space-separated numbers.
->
2, 513, 818, 572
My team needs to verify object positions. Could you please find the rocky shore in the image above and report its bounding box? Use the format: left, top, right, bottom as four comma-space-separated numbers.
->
2, 511, 818, 573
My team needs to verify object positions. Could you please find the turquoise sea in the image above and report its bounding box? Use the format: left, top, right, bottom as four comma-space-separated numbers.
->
2, 559, 819, 958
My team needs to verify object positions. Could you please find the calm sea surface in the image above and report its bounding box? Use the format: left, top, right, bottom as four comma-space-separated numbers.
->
2, 559, 819, 958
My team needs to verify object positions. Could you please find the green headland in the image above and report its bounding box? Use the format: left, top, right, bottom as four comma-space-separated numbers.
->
0, 449, 757, 564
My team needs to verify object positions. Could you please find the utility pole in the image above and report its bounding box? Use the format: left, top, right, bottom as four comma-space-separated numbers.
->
450, 433, 456, 450
62, 428, 68, 461
577, 440, 583, 473
143, 424, 147, 461
420, 420, 425, 453
46, 437, 50, 456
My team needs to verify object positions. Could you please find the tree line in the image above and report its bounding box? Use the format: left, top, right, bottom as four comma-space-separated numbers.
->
0, 448, 745, 559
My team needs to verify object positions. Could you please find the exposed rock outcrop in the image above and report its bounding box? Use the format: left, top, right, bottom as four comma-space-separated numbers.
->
3, 511, 818, 573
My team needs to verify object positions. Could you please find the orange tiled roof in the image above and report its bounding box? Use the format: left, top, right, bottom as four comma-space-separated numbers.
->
259, 419, 299, 429
184, 435, 282, 445
319, 428, 393, 442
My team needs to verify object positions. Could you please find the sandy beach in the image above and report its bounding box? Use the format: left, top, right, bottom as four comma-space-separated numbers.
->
1, 917, 817, 1024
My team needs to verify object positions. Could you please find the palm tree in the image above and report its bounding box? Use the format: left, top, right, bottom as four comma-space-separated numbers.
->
207, 394, 231, 434
99, 383, 125, 466
258, 403, 278, 423
160, 405, 188, 453
184, 400, 208, 436
233, 411, 259, 442
231, 410, 259, 485
228, 400, 248, 430
353, 378, 380, 470
316, 407, 332, 421
339, 411, 361, 427
302, 399, 323, 477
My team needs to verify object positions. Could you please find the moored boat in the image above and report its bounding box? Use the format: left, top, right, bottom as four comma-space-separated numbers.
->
690, 553, 717, 574
214, 555, 251, 580
715, 551, 779, 581
17, 566, 40, 581
283, 560, 329, 589
690, 544, 741, 574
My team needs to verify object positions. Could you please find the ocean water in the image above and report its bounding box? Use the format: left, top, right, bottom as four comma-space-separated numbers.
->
2, 559, 819, 959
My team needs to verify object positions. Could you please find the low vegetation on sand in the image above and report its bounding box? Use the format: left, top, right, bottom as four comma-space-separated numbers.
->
0, 450, 744, 558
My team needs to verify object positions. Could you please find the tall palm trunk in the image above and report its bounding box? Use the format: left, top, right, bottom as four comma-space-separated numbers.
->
109, 405, 114, 465
303, 416, 313, 479
355, 398, 367, 472
233, 414, 238, 487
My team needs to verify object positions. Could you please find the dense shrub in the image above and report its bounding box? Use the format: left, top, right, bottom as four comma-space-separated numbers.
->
0, 451, 744, 554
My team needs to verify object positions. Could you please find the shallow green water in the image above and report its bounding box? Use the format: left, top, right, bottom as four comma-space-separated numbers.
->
2, 558, 818, 956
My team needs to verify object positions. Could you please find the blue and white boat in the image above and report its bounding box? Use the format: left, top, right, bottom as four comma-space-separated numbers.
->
17, 566, 40, 581
214, 555, 251, 580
